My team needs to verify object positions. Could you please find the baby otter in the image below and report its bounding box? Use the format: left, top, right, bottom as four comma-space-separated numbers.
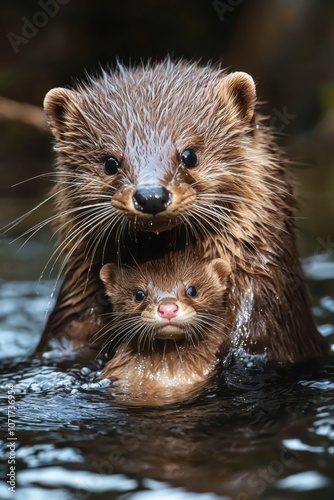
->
37, 58, 327, 364
99, 253, 232, 405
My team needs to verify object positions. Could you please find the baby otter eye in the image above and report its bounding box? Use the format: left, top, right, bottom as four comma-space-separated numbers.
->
104, 156, 120, 175
180, 148, 198, 169
186, 286, 197, 298
135, 289, 146, 302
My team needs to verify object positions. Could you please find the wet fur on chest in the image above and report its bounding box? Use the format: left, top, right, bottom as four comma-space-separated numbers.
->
104, 343, 220, 405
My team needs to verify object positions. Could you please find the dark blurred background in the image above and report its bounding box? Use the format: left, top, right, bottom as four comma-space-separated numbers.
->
1, 0, 333, 279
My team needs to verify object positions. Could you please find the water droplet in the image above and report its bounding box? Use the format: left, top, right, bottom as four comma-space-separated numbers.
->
81, 367, 91, 376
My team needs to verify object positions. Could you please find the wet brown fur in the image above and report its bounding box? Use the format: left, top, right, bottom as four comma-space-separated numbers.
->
37, 58, 327, 363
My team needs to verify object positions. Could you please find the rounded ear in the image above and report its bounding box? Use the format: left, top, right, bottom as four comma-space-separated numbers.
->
43, 87, 81, 140
216, 71, 256, 123
99, 263, 118, 289
210, 258, 232, 289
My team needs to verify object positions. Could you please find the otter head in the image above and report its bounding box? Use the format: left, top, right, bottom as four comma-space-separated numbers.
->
99, 254, 231, 349
44, 61, 257, 242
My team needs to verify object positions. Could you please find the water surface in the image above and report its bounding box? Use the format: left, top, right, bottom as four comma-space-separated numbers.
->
0, 239, 334, 500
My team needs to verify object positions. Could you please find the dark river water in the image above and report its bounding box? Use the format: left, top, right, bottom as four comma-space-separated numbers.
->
1, 236, 334, 500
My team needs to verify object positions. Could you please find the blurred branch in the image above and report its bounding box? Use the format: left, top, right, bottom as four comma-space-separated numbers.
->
0, 96, 47, 132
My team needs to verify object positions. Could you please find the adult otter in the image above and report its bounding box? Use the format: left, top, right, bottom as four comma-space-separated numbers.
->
37, 59, 326, 363
99, 252, 232, 405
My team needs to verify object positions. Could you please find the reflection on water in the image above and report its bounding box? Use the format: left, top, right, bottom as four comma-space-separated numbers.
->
0, 280, 56, 359
0, 241, 334, 499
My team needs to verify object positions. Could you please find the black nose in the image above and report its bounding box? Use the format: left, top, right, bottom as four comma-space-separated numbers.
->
132, 186, 172, 215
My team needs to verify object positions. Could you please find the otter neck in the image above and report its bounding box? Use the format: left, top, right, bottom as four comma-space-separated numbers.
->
103, 331, 227, 406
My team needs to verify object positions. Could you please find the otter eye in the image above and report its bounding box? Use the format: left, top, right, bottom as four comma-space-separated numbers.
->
186, 286, 197, 298
180, 148, 198, 169
104, 156, 120, 175
135, 289, 146, 302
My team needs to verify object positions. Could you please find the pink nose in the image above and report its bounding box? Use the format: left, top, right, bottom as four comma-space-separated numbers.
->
158, 303, 179, 320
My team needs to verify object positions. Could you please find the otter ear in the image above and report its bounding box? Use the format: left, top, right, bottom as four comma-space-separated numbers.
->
210, 258, 231, 289
99, 263, 118, 289
43, 87, 82, 140
217, 72, 256, 123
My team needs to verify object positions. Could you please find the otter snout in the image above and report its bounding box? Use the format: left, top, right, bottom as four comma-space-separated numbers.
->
158, 303, 179, 320
132, 186, 172, 215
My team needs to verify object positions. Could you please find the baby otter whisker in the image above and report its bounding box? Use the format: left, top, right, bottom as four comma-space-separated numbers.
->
173, 339, 184, 365
137, 324, 155, 354
195, 313, 232, 330
97, 316, 144, 355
